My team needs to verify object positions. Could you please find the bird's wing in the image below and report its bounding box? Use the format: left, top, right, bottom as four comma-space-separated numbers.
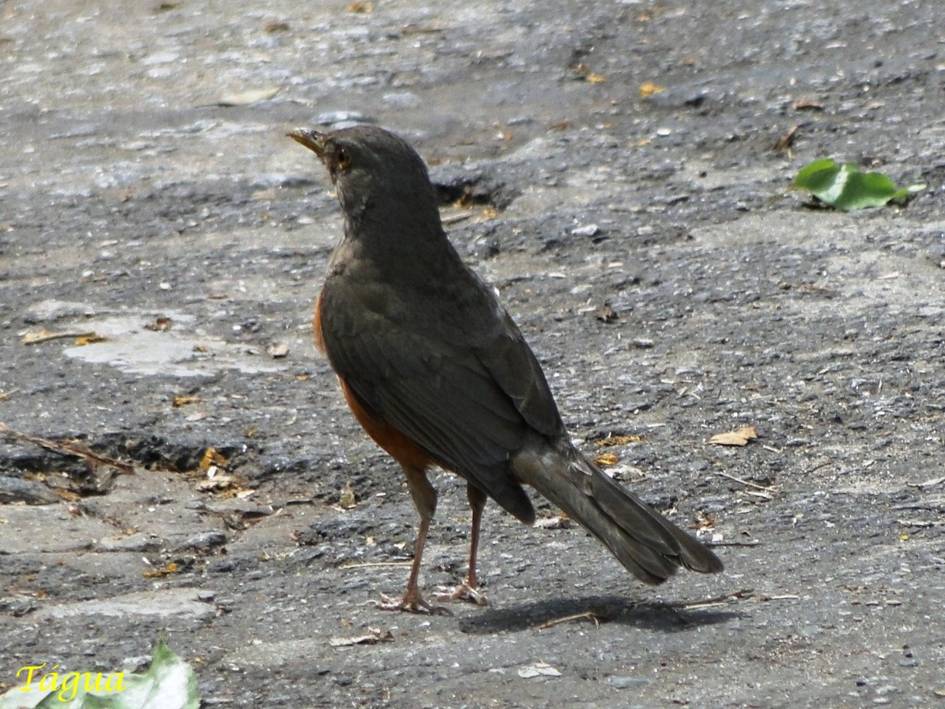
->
474, 309, 565, 439
319, 278, 561, 522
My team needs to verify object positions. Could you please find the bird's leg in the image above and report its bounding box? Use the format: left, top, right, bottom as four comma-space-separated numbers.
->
435, 483, 489, 606
379, 514, 433, 612
377, 466, 449, 614
465, 484, 485, 590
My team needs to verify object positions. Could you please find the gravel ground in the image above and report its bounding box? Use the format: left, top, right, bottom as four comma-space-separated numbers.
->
1, 0, 944, 706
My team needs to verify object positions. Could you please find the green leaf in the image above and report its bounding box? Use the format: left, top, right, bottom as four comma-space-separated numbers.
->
105, 639, 199, 709
793, 158, 841, 193
792, 158, 925, 210
0, 639, 199, 709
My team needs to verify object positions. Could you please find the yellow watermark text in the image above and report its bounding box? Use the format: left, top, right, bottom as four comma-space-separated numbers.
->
16, 663, 125, 702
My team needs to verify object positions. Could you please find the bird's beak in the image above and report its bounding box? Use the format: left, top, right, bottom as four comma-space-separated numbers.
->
288, 128, 326, 158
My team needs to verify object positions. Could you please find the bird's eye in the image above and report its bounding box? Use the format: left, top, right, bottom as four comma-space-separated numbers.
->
336, 147, 351, 171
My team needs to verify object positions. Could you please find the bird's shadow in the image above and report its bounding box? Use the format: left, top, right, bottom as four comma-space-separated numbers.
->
458, 594, 740, 635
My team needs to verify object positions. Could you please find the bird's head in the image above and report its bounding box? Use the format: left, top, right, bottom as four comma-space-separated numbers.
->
288, 125, 439, 223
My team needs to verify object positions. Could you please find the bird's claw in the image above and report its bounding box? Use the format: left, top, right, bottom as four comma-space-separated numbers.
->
433, 582, 489, 607
374, 592, 452, 616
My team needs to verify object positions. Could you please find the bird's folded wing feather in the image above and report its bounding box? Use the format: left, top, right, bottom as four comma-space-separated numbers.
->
319, 282, 562, 511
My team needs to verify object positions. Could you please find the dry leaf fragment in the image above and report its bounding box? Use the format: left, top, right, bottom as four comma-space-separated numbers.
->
217, 86, 280, 106
329, 627, 392, 647
594, 303, 618, 323
792, 97, 823, 111
339, 481, 357, 509
593, 434, 644, 447
197, 475, 236, 493
143, 561, 179, 578
594, 452, 619, 467
346, 1, 373, 12
264, 20, 290, 32
74, 333, 106, 346
478, 206, 498, 221
144, 316, 173, 331
773, 124, 799, 154
534, 514, 572, 530
639, 81, 665, 98
199, 447, 228, 471
267, 341, 289, 358
570, 63, 605, 83
709, 425, 758, 447
695, 511, 716, 529
173, 394, 201, 407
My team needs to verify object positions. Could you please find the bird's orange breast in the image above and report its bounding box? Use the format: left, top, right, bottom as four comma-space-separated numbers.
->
315, 288, 433, 472
313, 290, 327, 354
337, 378, 434, 472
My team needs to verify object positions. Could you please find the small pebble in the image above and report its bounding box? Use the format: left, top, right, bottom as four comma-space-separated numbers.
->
608, 676, 650, 689
571, 223, 600, 237
179, 531, 227, 550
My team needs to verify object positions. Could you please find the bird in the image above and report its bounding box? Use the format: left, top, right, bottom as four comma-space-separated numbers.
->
288, 124, 723, 612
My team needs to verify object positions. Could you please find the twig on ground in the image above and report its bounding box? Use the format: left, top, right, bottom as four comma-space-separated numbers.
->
538, 611, 601, 630
715, 471, 777, 492
21, 330, 98, 345
0, 422, 134, 475
907, 476, 945, 489
674, 588, 754, 610
897, 519, 939, 528
339, 560, 413, 570
441, 213, 472, 225
802, 460, 832, 475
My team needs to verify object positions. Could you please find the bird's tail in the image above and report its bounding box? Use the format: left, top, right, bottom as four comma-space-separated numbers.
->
512, 443, 723, 584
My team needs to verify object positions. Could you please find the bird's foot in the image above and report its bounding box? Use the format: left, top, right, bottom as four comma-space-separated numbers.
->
433, 581, 489, 607
374, 592, 452, 616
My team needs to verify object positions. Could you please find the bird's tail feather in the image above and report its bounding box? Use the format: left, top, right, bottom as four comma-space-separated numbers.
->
513, 445, 723, 584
